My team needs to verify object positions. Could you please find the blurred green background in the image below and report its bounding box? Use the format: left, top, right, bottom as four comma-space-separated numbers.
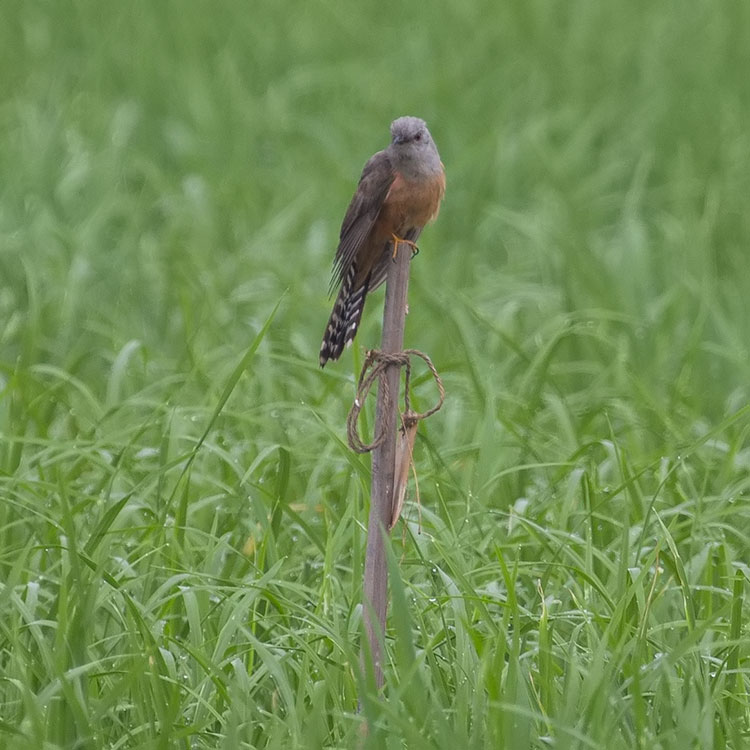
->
1, 1, 749, 748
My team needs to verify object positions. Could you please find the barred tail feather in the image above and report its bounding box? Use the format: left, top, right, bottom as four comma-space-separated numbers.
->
319, 265, 370, 367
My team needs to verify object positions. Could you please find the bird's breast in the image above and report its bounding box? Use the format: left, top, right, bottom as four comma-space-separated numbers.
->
381, 168, 446, 232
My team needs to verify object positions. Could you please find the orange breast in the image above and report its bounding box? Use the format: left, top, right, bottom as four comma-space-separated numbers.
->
377, 168, 446, 236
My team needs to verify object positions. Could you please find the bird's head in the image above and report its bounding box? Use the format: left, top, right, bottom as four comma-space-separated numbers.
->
388, 116, 441, 177
390, 116, 431, 147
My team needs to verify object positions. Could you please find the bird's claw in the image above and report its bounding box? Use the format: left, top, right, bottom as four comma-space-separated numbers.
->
391, 233, 419, 261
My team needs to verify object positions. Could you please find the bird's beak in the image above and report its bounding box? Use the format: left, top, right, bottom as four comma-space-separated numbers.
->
392, 134, 405, 145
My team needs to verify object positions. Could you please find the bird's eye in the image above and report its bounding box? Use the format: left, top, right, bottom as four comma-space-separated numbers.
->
414, 133, 422, 141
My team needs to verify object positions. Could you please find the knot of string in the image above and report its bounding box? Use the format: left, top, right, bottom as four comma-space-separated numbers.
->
346, 348, 445, 454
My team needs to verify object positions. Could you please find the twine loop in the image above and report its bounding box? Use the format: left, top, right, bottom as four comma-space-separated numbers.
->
346, 348, 445, 454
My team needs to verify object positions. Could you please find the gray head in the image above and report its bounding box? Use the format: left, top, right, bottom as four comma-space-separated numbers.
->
388, 116, 442, 178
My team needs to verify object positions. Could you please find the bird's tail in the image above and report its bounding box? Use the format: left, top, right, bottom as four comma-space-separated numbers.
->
319, 264, 369, 367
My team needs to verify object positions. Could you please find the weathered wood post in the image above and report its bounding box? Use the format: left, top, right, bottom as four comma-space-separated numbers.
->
360, 243, 411, 690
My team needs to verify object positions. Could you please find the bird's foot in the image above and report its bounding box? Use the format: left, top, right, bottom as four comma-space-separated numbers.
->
391, 233, 419, 261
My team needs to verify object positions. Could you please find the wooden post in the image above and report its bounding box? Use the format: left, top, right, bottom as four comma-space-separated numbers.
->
360, 243, 411, 690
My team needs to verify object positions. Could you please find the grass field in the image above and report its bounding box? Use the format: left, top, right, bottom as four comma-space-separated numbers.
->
2, 1, 750, 748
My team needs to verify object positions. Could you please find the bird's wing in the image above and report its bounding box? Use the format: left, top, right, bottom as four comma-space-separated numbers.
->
329, 149, 395, 295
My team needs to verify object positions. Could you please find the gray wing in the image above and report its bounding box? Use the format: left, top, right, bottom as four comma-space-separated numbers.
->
329, 150, 395, 295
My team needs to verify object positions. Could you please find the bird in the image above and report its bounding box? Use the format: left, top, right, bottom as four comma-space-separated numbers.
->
319, 116, 445, 367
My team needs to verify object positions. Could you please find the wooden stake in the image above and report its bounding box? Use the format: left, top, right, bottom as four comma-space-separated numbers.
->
360, 242, 411, 691
391, 416, 418, 530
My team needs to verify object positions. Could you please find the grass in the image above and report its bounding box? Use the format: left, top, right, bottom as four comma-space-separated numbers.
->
1, 0, 749, 747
